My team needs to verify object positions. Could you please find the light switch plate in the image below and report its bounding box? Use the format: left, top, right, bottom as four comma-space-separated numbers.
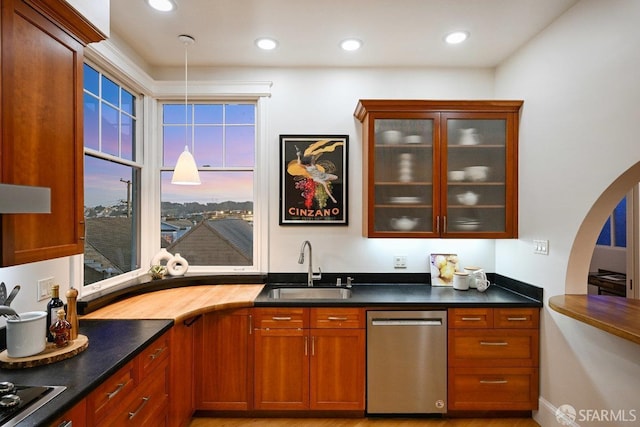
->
533, 239, 549, 255
37, 277, 54, 301
394, 255, 407, 268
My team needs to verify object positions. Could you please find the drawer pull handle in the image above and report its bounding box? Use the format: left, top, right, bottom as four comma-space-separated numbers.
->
327, 316, 348, 321
128, 396, 150, 420
107, 382, 126, 400
480, 379, 508, 384
507, 317, 528, 321
480, 341, 508, 346
272, 316, 292, 321
461, 317, 482, 321
149, 346, 167, 360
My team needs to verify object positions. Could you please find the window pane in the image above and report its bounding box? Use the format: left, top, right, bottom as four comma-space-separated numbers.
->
84, 155, 139, 285
164, 104, 190, 124
226, 104, 255, 124
101, 75, 120, 106
160, 171, 253, 266
84, 64, 99, 96
596, 217, 611, 246
195, 126, 223, 167
225, 126, 254, 167
613, 196, 626, 248
84, 93, 99, 151
121, 113, 134, 161
195, 104, 223, 124
121, 89, 135, 115
101, 103, 119, 156
163, 126, 188, 167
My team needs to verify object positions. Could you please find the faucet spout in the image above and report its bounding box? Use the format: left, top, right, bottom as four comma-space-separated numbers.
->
298, 240, 321, 286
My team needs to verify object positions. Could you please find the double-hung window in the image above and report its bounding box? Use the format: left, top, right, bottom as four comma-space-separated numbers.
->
83, 63, 141, 287
160, 102, 256, 270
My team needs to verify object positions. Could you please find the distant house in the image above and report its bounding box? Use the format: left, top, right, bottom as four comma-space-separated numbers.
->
84, 217, 134, 284
161, 219, 195, 246
166, 218, 253, 265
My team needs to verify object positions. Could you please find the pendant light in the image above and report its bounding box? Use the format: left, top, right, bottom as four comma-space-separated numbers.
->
171, 34, 201, 185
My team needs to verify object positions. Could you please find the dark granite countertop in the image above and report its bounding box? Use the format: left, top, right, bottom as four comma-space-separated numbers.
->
254, 273, 542, 308
254, 282, 542, 308
3, 318, 172, 427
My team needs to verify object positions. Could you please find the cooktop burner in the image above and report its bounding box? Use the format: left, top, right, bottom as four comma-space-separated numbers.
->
0, 382, 65, 427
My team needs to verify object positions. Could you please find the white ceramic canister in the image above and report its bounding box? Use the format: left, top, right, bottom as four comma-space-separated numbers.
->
453, 271, 469, 290
6, 311, 47, 358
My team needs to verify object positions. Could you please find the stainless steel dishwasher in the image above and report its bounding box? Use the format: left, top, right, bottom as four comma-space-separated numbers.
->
367, 310, 447, 414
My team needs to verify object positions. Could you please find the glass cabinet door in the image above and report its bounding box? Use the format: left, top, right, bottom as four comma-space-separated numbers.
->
444, 114, 509, 235
371, 116, 436, 234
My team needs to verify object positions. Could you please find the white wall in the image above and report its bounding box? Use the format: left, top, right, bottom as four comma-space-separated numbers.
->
495, 0, 640, 425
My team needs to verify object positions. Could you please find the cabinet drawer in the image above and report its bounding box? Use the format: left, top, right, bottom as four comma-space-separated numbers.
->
494, 308, 539, 329
88, 361, 137, 425
449, 308, 493, 328
139, 334, 170, 379
310, 308, 364, 329
253, 308, 308, 329
448, 329, 539, 367
448, 367, 539, 411
102, 363, 169, 427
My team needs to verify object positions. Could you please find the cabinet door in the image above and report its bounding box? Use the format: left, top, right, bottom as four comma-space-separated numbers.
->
195, 309, 252, 411
365, 113, 440, 237
310, 328, 365, 410
170, 317, 198, 427
0, 1, 95, 266
253, 328, 309, 410
442, 112, 518, 237
49, 398, 86, 426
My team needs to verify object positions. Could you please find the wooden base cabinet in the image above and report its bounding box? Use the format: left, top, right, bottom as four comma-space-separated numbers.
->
447, 308, 539, 411
195, 309, 253, 411
253, 307, 365, 412
169, 317, 199, 427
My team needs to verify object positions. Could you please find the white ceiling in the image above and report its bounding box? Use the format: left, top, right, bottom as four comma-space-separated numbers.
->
110, 0, 579, 71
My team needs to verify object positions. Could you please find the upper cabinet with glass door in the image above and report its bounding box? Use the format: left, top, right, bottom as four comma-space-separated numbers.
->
354, 100, 523, 238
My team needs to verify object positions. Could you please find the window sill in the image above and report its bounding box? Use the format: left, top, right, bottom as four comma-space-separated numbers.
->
549, 294, 640, 345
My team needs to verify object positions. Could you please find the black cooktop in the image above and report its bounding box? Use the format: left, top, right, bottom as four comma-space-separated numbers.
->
0, 383, 65, 427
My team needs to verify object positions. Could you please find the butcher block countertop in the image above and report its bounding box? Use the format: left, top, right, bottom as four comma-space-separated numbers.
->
81, 284, 264, 321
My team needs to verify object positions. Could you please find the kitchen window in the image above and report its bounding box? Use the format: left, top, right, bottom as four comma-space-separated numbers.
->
160, 102, 256, 269
83, 64, 141, 286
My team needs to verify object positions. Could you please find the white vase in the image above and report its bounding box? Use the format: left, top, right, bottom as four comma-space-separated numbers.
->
167, 253, 189, 276
151, 248, 173, 267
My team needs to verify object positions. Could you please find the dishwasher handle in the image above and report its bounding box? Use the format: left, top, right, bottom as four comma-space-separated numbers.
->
371, 318, 443, 326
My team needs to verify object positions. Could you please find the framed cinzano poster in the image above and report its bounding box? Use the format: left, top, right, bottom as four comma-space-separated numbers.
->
279, 134, 348, 225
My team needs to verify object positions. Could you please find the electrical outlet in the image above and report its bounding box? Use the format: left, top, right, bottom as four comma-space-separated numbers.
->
394, 256, 407, 269
533, 239, 549, 255
37, 277, 54, 301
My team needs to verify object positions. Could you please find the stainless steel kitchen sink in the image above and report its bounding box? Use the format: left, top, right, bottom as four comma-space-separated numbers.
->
268, 287, 352, 300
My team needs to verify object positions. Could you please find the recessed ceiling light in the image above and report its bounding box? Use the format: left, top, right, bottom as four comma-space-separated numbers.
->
341, 39, 362, 51
444, 31, 469, 44
255, 38, 278, 50
146, 0, 176, 12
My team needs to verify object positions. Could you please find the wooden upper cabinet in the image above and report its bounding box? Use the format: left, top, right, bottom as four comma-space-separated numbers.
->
0, 0, 105, 266
354, 100, 522, 239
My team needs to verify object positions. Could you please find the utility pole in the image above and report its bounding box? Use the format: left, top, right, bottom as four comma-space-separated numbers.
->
120, 178, 132, 218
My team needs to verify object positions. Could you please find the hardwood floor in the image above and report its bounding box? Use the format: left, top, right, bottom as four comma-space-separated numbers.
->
189, 417, 540, 427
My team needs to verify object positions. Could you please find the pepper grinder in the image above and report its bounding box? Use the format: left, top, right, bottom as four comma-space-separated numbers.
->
65, 287, 79, 340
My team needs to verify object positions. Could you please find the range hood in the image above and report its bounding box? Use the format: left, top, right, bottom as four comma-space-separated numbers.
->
0, 184, 51, 213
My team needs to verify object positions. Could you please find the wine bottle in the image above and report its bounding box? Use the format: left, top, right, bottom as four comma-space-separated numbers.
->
46, 284, 64, 342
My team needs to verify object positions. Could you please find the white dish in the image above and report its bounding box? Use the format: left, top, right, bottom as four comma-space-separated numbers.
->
448, 170, 465, 181
456, 223, 481, 231
404, 135, 422, 144
380, 130, 403, 145
464, 165, 490, 182
390, 196, 421, 204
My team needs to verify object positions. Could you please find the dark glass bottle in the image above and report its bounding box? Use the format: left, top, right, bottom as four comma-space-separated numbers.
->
46, 284, 64, 342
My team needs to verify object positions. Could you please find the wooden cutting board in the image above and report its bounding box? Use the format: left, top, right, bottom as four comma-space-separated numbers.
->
0, 334, 88, 369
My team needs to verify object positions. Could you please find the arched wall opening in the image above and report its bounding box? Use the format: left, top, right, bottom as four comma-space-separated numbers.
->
566, 162, 640, 294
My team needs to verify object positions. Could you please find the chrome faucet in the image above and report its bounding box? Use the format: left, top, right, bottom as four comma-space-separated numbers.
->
298, 240, 321, 286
